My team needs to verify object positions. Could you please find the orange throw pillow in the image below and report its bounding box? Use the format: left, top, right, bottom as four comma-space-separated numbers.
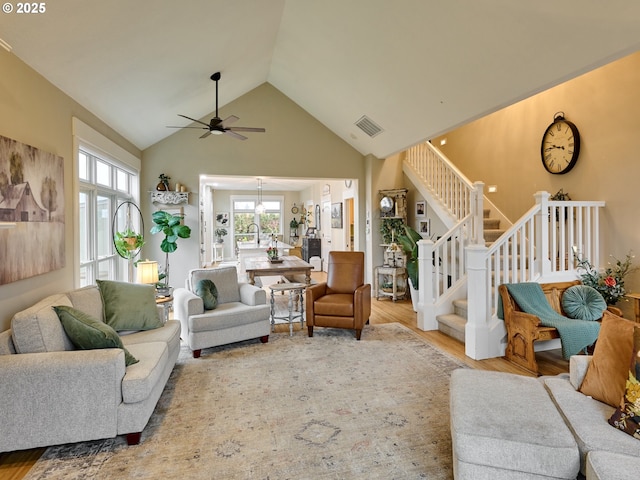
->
579, 310, 635, 407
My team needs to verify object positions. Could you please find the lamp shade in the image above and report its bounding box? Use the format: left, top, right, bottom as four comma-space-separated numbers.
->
137, 260, 159, 285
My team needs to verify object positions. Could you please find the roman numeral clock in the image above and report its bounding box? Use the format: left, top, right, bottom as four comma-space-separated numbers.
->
541, 113, 580, 174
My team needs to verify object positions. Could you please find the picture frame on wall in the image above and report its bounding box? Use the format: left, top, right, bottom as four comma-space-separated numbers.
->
331, 202, 343, 228
419, 219, 430, 236
216, 212, 229, 227
416, 201, 426, 217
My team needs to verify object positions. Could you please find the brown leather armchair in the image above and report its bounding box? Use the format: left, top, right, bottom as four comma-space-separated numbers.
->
306, 251, 371, 340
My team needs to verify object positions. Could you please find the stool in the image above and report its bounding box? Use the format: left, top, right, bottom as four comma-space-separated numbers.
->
269, 282, 306, 336
450, 369, 580, 479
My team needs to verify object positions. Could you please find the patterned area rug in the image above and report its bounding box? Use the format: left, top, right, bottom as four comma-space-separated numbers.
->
25, 323, 466, 479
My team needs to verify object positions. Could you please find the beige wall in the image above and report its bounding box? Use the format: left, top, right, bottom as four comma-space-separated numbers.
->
430, 51, 640, 317
141, 83, 367, 289
0, 50, 141, 331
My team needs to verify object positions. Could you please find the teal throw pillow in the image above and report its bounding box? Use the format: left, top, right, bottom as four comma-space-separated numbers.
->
53, 305, 139, 366
196, 279, 219, 310
562, 284, 607, 321
96, 280, 163, 332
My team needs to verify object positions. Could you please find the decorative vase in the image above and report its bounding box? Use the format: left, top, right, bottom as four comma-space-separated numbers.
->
156, 182, 166, 191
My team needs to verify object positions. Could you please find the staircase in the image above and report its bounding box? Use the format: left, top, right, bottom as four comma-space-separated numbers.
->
436, 208, 505, 343
404, 141, 606, 360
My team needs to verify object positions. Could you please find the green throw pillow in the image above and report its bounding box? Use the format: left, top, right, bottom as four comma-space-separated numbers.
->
96, 280, 163, 332
195, 279, 218, 310
53, 305, 138, 366
562, 284, 607, 321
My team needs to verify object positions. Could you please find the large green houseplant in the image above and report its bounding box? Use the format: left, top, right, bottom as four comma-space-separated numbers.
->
150, 210, 191, 290
397, 225, 422, 290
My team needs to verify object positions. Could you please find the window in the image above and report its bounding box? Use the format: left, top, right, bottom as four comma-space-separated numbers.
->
231, 196, 283, 245
77, 148, 139, 286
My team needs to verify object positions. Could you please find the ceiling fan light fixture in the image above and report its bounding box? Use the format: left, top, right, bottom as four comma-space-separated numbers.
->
211, 130, 224, 135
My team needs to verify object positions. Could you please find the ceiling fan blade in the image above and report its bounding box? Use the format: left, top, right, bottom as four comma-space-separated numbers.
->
224, 130, 248, 141
178, 114, 210, 127
228, 127, 266, 133
166, 126, 208, 129
219, 115, 239, 128
199, 130, 212, 139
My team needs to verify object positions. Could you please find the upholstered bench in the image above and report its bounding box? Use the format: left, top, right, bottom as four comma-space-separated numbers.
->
450, 369, 580, 479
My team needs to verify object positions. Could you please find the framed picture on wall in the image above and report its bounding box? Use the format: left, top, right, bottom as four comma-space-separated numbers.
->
419, 219, 430, 236
331, 202, 343, 228
416, 201, 426, 217
216, 212, 229, 227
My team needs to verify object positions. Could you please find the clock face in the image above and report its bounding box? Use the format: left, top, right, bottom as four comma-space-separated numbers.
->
541, 118, 580, 174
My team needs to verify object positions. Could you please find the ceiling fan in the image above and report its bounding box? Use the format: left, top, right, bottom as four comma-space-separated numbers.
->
168, 72, 266, 140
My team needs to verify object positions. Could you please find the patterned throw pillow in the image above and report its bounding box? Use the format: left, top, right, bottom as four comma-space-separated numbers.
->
196, 279, 219, 310
608, 324, 640, 439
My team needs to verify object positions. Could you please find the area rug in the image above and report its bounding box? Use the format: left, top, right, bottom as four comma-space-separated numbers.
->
25, 323, 466, 480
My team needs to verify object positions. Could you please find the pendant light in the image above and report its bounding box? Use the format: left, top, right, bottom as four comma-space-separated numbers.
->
255, 178, 265, 214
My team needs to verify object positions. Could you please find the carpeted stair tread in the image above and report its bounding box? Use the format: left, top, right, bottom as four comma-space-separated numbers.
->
437, 313, 466, 343
484, 228, 505, 243
483, 218, 500, 229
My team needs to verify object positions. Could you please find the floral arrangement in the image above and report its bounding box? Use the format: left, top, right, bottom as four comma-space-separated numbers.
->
575, 251, 636, 305
266, 246, 278, 259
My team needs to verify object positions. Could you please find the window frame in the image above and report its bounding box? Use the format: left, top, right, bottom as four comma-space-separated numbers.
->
73, 118, 141, 287
230, 194, 284, 245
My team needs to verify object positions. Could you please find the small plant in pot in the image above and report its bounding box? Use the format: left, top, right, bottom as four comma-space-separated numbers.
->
215, 228, 227, 243
114, 229, 144, 259
150, 210, 191, 293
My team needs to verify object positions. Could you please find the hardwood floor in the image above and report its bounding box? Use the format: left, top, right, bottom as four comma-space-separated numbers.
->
0, 274, 567, 479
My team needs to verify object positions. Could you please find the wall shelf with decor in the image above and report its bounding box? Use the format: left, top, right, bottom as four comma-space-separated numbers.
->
150, 191, 189, 205
378, 188, 407, 245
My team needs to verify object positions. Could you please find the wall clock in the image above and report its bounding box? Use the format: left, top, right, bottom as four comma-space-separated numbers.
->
541, 112, 580, 174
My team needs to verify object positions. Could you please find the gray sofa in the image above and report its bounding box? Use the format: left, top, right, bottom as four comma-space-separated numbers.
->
450, 356, 640, 480
0, 285, 180, 452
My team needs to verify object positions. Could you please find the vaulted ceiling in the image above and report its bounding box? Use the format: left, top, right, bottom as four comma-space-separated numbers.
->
1, 1, 639, 158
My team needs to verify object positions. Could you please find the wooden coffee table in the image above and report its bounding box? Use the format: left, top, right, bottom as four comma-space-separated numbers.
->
245, 255, 313, 286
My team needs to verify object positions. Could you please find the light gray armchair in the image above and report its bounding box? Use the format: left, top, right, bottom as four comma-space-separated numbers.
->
174, 267, 271, 358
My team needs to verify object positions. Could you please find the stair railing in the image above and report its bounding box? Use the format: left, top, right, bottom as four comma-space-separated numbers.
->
405, 142, 475, 222
465, 191, 605, 359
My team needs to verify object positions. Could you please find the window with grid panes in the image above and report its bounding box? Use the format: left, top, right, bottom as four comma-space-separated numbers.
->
78, 148, 140, 286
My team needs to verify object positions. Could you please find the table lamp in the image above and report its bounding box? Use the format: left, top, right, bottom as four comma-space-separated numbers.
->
137, 260, 159, 286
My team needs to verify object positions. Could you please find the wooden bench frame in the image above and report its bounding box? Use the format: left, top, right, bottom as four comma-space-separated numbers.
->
498, 281, 621, 375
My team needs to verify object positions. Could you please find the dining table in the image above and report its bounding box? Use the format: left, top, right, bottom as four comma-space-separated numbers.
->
244, 255, 313, 286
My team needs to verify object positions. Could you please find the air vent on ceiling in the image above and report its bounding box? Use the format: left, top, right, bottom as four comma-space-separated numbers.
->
354, 115, 383, 138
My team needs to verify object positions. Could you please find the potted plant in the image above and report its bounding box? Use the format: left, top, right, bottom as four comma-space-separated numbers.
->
215, 227, 227, 243
150, 210, 191, 292
397, 225, 422, 311
114, 229, 144, 260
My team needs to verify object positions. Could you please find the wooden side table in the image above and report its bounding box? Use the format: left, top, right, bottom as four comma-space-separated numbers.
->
374, 265, 407, 301
624, 293, 640, 323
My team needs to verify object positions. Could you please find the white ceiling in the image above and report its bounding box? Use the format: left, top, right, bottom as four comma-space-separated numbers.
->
1, 0, 639, 160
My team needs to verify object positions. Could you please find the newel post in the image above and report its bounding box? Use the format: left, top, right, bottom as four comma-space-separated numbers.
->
465, 243, 490, 359
534, 191, 551, 277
